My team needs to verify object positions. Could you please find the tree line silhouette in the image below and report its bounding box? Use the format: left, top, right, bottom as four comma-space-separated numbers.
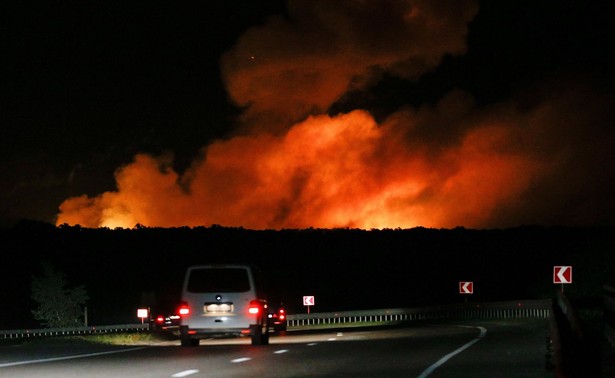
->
1, 220, 613, 328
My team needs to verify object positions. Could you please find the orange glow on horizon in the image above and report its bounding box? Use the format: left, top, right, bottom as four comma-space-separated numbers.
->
56, 106, 547, 230
55, 1, 612, 230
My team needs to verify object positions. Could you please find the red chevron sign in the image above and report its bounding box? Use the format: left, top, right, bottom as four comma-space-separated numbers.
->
303, 296, 315, 306
553, 266, 572, 284
459, 281, 473, 294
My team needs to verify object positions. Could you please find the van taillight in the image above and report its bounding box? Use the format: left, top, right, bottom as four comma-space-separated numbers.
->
155, 315, 165, 323
178, 303, 190, 316
248, 300, 261, 315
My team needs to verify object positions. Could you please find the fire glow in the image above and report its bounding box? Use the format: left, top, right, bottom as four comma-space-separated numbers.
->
56, 105, 545, 229
55, 0, 615, 229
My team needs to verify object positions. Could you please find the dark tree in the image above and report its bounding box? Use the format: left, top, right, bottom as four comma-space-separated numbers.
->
31, 263, 89, 328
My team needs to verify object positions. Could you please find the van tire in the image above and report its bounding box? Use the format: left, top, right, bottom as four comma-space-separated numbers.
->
250, 324, 269, 345
180, 326, 199, 347
180, 337, 199, 347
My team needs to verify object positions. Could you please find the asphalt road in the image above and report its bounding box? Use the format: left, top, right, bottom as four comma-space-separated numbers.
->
0, 319, 550, 377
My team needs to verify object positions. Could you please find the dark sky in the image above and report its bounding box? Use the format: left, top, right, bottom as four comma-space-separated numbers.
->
3, 0, 615, 229
2, 1, 285, 226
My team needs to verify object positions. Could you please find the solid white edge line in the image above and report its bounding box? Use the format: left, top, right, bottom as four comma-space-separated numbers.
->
0, 347, 147, 368
416, 326, 487, 378
171, 369, 199, 377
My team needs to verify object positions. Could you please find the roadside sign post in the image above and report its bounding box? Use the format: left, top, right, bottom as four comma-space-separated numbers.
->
459, 281, 473, 294
553, 266, 572, 293
303, 296, 315, 314
459, 281, 473, 303
137, 308, 149, 325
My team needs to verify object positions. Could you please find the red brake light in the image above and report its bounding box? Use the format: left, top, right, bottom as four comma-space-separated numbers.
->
156, 315, 165, 323
248, 300, 261, 315
178, 302, 190, 316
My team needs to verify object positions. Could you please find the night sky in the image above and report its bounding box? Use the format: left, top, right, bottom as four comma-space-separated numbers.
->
3, 0, 615, 229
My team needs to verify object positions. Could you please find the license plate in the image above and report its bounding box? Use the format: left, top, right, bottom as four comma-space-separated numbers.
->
204, 303, 233, 313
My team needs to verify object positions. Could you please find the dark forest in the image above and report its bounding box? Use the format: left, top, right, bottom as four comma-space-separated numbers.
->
1, 221, 613, 329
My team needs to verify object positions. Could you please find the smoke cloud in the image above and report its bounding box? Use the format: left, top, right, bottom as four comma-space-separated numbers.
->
56, 0, 615, 229
220, 0, 478, 131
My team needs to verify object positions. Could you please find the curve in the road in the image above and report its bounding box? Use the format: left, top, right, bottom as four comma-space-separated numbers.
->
417, 326, 487, 378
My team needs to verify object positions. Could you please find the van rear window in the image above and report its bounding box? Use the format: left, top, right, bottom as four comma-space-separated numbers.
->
187, 268, 250, 293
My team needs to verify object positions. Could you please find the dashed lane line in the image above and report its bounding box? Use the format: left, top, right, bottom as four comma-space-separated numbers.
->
171, 369, 199, 377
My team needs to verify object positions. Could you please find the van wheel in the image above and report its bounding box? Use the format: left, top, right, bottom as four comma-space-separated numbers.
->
250, 324, 269, 345
181, 338, 199, 347
180, 326, 199, 347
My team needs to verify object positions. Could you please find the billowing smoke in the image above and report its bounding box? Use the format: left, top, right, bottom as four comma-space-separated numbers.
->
56, 0, 615, 229
221, 0, 478, 132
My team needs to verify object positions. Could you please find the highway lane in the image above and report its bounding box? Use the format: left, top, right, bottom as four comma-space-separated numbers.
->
0, 319, 549, 377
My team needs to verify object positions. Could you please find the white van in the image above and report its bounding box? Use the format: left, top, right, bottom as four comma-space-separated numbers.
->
178, 265, 270, 347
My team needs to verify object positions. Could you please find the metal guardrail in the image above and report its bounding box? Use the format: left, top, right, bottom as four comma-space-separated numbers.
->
286, 299, 551, 327
605, 285, 615, 348
0, 324, 149, 340
1, 300, 550, 340
549, 291, 585, 377
549, 290, 611, 377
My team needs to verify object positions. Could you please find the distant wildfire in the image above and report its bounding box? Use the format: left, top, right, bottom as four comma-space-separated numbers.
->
56, 0, 615, 229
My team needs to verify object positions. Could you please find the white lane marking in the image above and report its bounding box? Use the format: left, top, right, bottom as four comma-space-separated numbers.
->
417, 326, 487, 378
274, 349, 289, 354
172, 370, 199, 377
336, 332, 343, 337
327, 338, 336, 341
307, 343, 317, 346
231, 357, 251, 363
0, 347, 147, 368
